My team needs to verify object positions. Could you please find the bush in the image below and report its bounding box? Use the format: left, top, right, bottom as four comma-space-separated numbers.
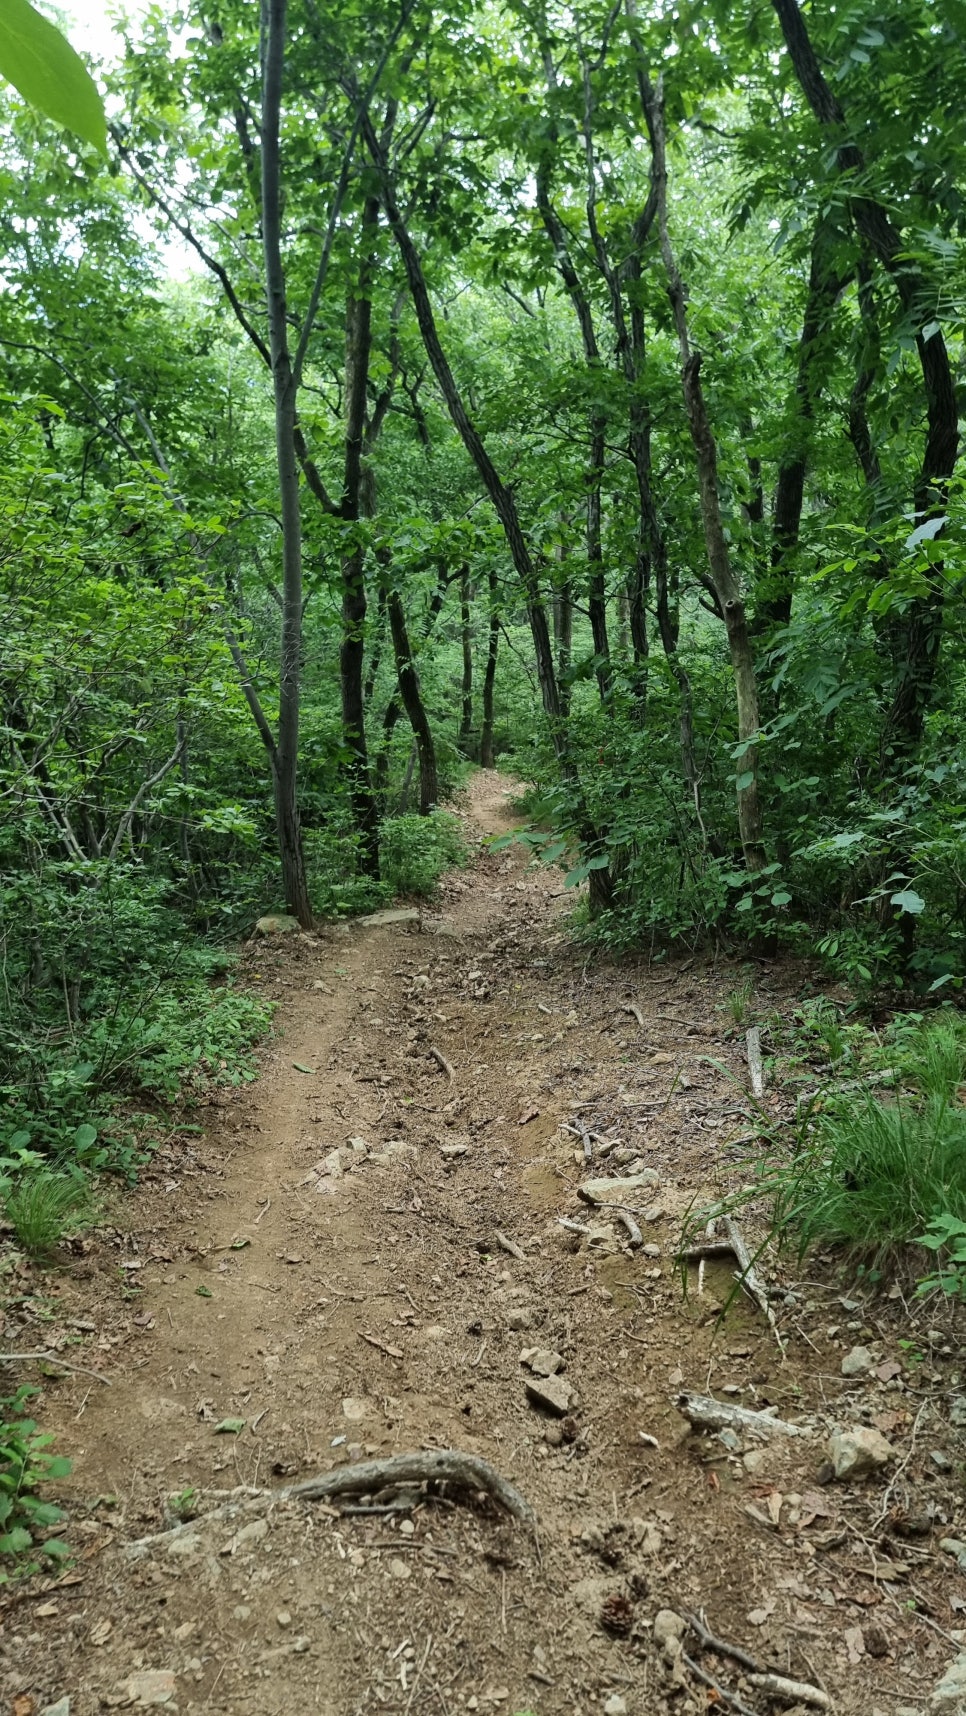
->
2, 1170, 92, 1256
701, 1018, 966, 1271
380, 811, 466, 897
0, 1387, 71, 1579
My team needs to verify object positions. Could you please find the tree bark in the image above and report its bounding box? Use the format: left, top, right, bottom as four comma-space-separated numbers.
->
458, 564, 474, 750
339, 198, 381, 875
388, 590, 438, 814
481, 564, 500, 769
260, 0, 312, 925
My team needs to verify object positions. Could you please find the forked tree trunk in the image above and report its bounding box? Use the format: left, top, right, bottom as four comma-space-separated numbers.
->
260, 0, 311, 924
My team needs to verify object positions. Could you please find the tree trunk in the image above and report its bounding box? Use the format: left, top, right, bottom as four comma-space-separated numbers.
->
388, 590, 438, 814
371, 135, 612, 912
458, 564, 474, 750
260, 0, 311, 925
771, 0, 958, 754
762, 215, 851, 630
481, 565, 500, 769
642, 71, 765, 875
339, 199, 381, 875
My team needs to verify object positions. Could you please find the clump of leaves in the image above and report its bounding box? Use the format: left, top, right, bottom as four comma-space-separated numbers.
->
3, 1169, 92, 1255
917, 1214, 966, 1299
0, 1386, 71, 1579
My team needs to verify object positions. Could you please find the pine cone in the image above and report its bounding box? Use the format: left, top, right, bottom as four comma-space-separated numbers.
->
599, 1592, 634, 1637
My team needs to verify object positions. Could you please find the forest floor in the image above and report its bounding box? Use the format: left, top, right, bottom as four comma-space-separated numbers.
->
4, 770, 966, 1716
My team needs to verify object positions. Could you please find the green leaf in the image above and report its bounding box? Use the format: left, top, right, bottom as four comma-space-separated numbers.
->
0, 1525, 33, 1554
890, 889, 925, 915
735, 770, 755, 791
213, 1417, 246, 1435
195, 1284, 213, 1298
0, 0, 107, 153
292, 1061, 315, 1074
771, 889, 792, 907
73, 1124, 97, 1150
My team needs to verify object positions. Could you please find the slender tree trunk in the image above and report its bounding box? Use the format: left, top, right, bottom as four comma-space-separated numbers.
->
763, 216, 851, 630
643, 72, 766, 875
458, 564, 474, 751
339, 199, 381, 874
388, 591, 438, 814
481, 565, 500, 769
771, 0, 958, 755
260, 0, 311, 924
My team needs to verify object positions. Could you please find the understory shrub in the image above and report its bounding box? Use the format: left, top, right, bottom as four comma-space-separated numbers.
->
0, 1387, 71, 1578
380, 811, 466, 897
699, 1018, 966, 1273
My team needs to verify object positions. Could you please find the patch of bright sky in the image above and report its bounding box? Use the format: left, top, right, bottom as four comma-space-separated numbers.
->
57, 0, 201, 280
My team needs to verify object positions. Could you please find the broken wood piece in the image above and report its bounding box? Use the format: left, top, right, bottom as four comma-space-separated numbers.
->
495, 1229, 526, 1261
359, 1332, 403, 1360
0, 1350, 112, 1385
557, 1217, 593, 1235
282, 1449, 535, 1529
676, 1239, 740, 1262
682, 1654, 758, 1716
621, 1002, 645, 1029
676, 1392, 807, 1440
682, 1611, 759, 1673
428, 1045, 454, 1081
614, 1208, 643, 1248
720, 1215, 785, 1354
745, 1026, 764, 1099
747, 1672, 831, 1710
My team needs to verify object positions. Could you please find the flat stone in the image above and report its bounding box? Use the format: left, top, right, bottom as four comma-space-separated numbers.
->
165, 1532, 202, 1559
122, 1671, 178, 1707
40, 1702, 70, 1716
827, 1426, 894, 1479
359, 907, 420, 928
931, 1652, 966, 1707
507, 1309, 532, 1331
342, 1397, 368, 1421
389, 1558, 411, 1580
254, 914, 299, 935
585, 1223, 620, 1257
603, 1698, 628, 1716
520, 1347, 564, 1378
950, 1396, 966, 1428
525, 1374, 577, 1417
654, 1609, 686, 1652
440, 1143, 468, 1158
231, 1518, 269, 1551
940, 1538, 966, 1572
321, 1148, 343, 1178
841, 1345, 875, 1378
580, 1172, 660, 1204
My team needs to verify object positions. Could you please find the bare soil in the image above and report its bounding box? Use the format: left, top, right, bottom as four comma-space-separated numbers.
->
3, 770, 966, 1716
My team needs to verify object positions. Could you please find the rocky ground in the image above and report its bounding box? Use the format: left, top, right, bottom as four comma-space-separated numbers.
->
3, 770, 966, 1716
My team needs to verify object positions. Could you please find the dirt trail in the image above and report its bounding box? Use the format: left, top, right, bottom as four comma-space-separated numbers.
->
2, 771, 959, 1716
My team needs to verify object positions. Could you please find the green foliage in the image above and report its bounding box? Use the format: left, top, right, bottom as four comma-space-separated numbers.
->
379, 812, 466, 898
711, 1018, 966, 1270
0, 1386, 71, 1579
0, 0, 106, 152
2, 1169, 91, 1256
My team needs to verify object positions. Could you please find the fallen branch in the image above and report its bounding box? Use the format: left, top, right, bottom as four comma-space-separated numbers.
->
745, 1026, 764, 1099
495, 1229, 526, 1261
683, 1611, 758, 1673
557, 1217, 593, 1236
0, 1351, 111, 1385
284, 1449, 535, 1527
621, 1002, 646, 1029
428, 1046, 454, 1081
682, 1654, 758, 1716
676, 1392, 807, 1440
720, 1216, 785, 1354
614, 1208, 643, 1248
676, 1239, 740, 1262
747, 1672, 831, 1710
125, 1449, 536, 1556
